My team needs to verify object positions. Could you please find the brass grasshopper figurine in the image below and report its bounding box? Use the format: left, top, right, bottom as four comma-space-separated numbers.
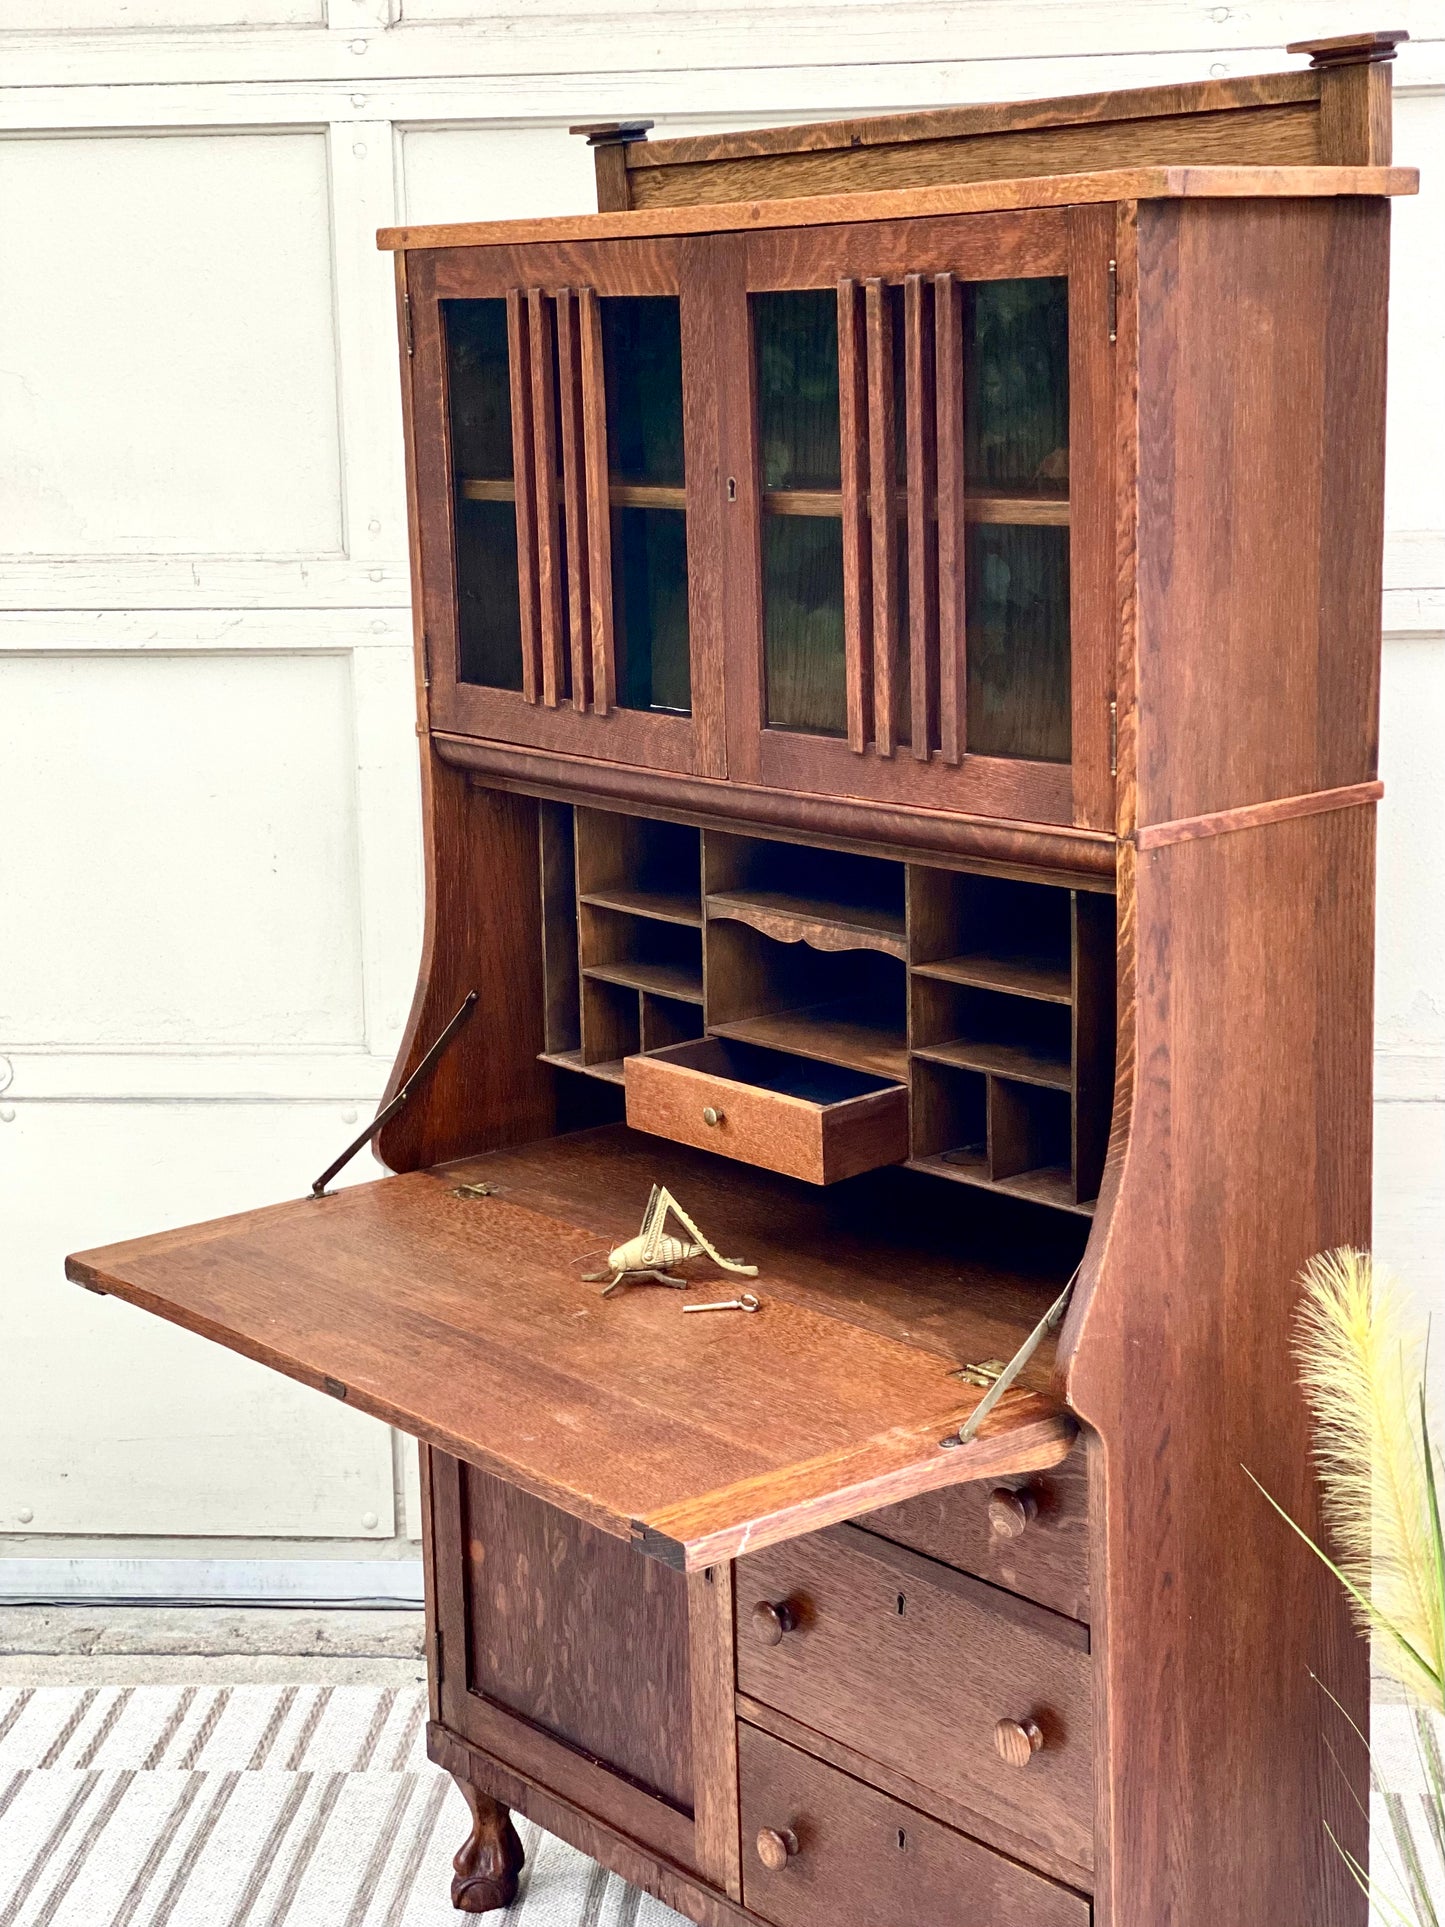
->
584, 1185, 758, 1297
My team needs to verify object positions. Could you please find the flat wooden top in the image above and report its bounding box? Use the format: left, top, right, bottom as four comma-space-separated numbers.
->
378, 165, 1417, 253
66, 1126, 1079, 1571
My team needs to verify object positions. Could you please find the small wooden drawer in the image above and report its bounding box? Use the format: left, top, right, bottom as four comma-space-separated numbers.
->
739, 1723, 1088, 1927
624, 1037, 908, 1185
857, 1443, 1090, 1621
737, 1524, 1093, 1873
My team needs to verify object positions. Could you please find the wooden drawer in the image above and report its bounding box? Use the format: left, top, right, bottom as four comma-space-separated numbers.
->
857, 1444, 1090, 1621
736, 1525, 1093, 1873
624, 1037, 908, 1184
739, 1723, 1088, 1927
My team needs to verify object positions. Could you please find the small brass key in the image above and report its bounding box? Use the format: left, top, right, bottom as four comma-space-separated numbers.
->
682, 1292, 762, 1314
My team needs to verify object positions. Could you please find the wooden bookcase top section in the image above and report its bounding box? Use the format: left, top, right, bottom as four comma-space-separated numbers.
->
66, 1127, 1078, 1573
381, 36, 1412, 252
563, 35, 1409, 214
377, 163, 1415, 254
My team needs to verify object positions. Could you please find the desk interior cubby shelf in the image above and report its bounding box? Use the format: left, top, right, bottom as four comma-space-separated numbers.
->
538, 801, 1115, 1215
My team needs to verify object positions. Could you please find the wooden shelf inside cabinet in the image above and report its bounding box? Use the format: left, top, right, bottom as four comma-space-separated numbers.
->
906, 1150, 1092, 1218
539, 1048, 628, 1085
460, 478, 686, 511
579, 887, 702, 927
711, 1001, 910, 1082
706, 890, 907, 959
758, 488, 1070, 526
912, 953, 1073, 1004
583, 959, 705, 1003
66, 1126, 1078, 1573
912, 1038, 1072, 1091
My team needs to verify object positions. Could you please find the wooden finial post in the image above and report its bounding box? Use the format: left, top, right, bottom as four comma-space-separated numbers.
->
569, 121, 655, 213
1287, 30, 1408, 164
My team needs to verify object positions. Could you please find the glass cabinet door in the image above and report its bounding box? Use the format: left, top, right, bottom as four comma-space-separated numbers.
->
725, 209, 1112, 828
407, 244, 722, 777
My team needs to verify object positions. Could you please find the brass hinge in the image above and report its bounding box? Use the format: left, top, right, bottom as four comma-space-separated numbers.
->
403, 290, 415, 357
1106, 258, 1118, 344
420, 629, 432, 689
952, 1358, 1007, 1389
1109, 697, 1118, 777
430, 1622, 444, 1677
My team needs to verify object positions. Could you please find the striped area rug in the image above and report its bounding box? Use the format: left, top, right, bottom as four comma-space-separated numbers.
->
0, 1686, 686, 1927
0, 1685, 1435, 1924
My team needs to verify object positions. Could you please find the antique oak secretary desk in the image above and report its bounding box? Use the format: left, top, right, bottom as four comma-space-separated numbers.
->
67, 33, 1415, 1927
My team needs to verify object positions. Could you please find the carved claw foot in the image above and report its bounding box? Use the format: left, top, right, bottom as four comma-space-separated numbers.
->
450, 1776, 525, 1913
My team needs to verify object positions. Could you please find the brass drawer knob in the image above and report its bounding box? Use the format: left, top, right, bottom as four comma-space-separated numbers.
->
751, 1599, 799, 1645
994, 1718, 1045, 1767
987, 1486, 1040, 1539
756, 1827, 799, 1871
702, 1105, 724, 1127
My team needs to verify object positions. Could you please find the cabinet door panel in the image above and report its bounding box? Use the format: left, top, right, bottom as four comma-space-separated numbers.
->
720, 209, 1113, 830
460, 1467, 694, 1809
409, 243, 724, 776
428, 1453, 701, 1869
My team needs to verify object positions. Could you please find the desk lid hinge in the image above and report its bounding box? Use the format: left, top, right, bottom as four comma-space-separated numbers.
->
403, 290, 414, 357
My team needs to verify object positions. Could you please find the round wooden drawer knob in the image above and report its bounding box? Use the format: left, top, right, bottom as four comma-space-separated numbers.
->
702, 1106, 724, 1127
994, 1718, 1045, 1767
987, 1486, 1040, 1539
751, 1599, 799, 1645
756, 1828, 799, 1872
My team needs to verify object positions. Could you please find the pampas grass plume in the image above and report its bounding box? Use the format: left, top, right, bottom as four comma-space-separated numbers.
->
1295, 1247, 1445, 1706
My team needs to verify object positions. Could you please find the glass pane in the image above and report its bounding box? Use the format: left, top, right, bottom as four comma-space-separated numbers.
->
964, 278, 1069, 493
763, 515, 847, 737
755, 291, 847, 736
601, 296, 689, 711
457, 499, 524, 691
444, 298, 523, 691
612, 504, 690, 713
755, 290, 841, 490
966, 524, 1071, 761
602, 297, 686, 487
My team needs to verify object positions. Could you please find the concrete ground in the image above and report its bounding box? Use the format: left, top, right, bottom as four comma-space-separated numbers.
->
0, 1606, 426, 1685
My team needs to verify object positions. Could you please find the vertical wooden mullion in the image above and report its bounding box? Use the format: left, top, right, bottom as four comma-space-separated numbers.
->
505, 287, 541, 705
934, 272, 966, 765
555, 288, 592, 713
904, 272, 937, 761
837, 278, 872, 753
578, 285, 616, 716
527, 287, 566, 709
865, 278, 897, 758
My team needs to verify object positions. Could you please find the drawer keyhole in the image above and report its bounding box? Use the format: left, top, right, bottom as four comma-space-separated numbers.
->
896, 1593, 906, 1616
897, 1829, 907, 1850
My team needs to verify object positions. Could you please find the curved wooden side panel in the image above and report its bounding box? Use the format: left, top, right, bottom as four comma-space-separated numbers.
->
377, 755, 555, 1174
1063, 806, 1373, 1927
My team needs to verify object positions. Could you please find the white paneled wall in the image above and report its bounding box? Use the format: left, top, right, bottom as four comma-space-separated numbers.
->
1, 1, 1441, 1592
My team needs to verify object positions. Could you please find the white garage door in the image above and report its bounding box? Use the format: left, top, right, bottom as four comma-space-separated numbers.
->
0, 0, 1440, 1589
